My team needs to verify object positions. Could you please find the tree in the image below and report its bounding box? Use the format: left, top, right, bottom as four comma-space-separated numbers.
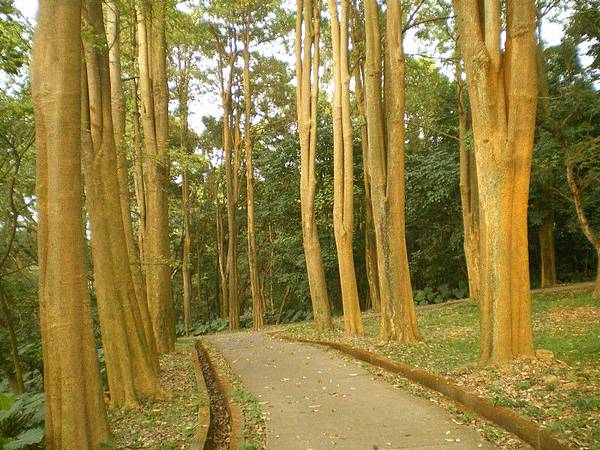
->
327, 0, 363, 335
452, 0, 537, 364
351, 3, 380, 313
31, 0, 110, 445
136, 0, 176, 352
82, 0, 163, 408
242, 4, 263, 330
106, 0, 158, 359
362, 0, 419, 342
296, 0, 333, 332
455, 46, 481, 301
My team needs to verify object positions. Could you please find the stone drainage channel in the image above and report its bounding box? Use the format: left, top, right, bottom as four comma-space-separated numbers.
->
194, 340, 234, 450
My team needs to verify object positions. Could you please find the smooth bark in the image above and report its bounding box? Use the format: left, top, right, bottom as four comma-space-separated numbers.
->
242, 15, 263, 330
351, 8, 380, 312
136, 0, 175, 352
106, 0, 158, 368
31, 1, 110, 445
328, 0, 363, 335
455, 50, 481, 301
295, 0, 333, 332
363, 0, 419, 342
82, 0, 162, 408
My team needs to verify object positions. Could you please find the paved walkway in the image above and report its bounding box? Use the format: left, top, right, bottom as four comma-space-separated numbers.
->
206, 333, 495, 450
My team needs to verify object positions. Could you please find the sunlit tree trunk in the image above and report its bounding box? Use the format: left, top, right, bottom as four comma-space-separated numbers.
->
31, 1, 110, 445
295, 0, 333, 332
242, 14, 263, 330
455, 49, 481, 301
136, 0, 175, 353
82, 0, 162, 408
363, 0, 419, 342
328, 0, 363, 335
453, 0, 537, 364
106, 0, 158, 368
351, 7, 380, 312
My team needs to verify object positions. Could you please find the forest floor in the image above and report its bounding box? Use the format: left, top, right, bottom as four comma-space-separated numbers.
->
281, 287, 600, 449
206, 332, 495, 450
107, 341, 203, 449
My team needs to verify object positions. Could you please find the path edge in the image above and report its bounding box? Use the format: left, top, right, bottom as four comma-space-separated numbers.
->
195, 338, 244, 450
273, 334, 575, 450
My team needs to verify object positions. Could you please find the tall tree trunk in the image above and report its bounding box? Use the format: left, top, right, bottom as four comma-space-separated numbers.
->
177, 55, 193, 336
223, 63, 240, 330
31, 1, 110, 445
106, 0, 158, 369
455, 49, 481, 301
539, 212, 557, 288
535, 26, 557, 290
351, 8, 380, 312
82, 0, 162, 408
296, 0, 333, 332
566, 161, 600, 298
363, 0, 419, 342
242, 16, 263, 330
0, 290, 24, 394
216, 187, 228, 319
130, 18, 147, 266
136, 0, 175, 353
453, 0, 537, 364
328, 0, 363, 336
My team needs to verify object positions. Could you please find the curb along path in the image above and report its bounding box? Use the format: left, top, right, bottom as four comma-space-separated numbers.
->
206, 332, 495, 450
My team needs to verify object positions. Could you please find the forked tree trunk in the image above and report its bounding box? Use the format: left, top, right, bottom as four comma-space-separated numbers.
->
106, 0, 158, 368
351, 7, 380, 312
455, 51, 481, 301
539, 212, 557, 288
31, 1, 110, 445
328, 0, 363, 336
242, 16, 263, 330
136, 0, 175, 353
296, 0, 333, 332
82, 0, 162, 408
363, 0, 419, 342
453, 0, 537, 364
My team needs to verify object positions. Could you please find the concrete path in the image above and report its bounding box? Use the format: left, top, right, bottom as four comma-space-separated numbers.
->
206, 333, 495, 450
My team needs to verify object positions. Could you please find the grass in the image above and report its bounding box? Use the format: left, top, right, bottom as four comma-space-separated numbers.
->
282, 288, 600, 449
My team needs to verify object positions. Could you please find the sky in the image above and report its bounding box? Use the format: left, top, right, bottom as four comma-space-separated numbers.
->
13, 0, 572, 135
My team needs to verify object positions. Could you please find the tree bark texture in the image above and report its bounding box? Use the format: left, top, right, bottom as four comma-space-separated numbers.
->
328, 0, 363, 336
453, 0, 538, 364
31, 1, 110, 446
295, 0, 333, 332
82, 0, 162, 408
362, 0, 419, 342
242, 15, 264, 330
136, 0, 175, 353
